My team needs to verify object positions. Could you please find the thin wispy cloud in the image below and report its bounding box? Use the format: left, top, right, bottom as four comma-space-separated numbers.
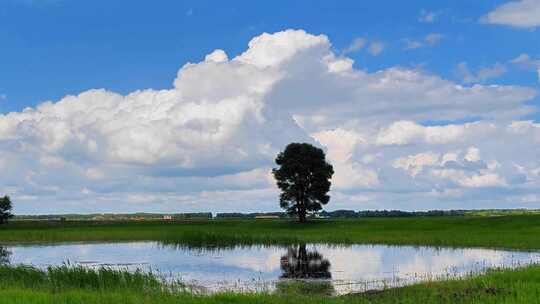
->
455, 62, 507, 84
367, 41, 384, 56
403, 33, 444, 50
419, 10, 439, 23
425, 33, 444, 44
511, 53, 540, 82
512, 53, 540, 68
342, 38, 384, 56
481, 0, 540, 28
342, 38, 366, 54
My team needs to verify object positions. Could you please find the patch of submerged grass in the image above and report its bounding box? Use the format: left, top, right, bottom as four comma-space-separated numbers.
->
160, 231, 302, 250
275, 280, 335, 296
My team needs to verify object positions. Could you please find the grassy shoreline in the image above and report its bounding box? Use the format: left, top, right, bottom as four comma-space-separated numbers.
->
1, 215, 540, 250
0, 263, 540, 303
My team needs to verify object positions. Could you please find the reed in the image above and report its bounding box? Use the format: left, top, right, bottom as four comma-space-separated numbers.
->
0, 264, 540, 303
0, 264, 168, 292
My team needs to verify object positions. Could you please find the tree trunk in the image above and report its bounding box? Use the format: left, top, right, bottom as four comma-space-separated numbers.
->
298, 186, 307, 223
298, 208, 307, 223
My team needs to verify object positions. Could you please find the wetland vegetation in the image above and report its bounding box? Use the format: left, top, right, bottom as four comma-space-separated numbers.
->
2, 215, 540, 303
1, 263, 540, 303
1, 215, 540, 250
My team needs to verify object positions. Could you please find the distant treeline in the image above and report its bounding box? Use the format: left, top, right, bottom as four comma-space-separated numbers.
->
318, 209, 466, 218
216, 209, 466, 219
15, 212, 212, 221
355, 210, 466, 217
215, 212, 286, 219
14, 209, 538, 221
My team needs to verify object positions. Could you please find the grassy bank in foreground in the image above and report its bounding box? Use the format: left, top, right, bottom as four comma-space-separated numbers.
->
1, 215, 540, 249
1, 264, 540, 303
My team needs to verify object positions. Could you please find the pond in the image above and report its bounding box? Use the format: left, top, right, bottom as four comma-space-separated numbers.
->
1, 242, 539, 295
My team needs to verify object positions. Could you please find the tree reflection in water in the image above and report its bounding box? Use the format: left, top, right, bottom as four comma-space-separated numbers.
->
0, 246, 11, 265
280, 244, 331, 279
278, 244, 334, 295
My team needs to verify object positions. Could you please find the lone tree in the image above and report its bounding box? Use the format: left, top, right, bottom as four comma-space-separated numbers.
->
0, 196, 13, 225
273, 143, 334, 223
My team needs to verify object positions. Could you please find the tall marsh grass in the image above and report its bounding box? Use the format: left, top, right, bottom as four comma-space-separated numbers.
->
0, 264, 171, 292
1, 264, 540, 303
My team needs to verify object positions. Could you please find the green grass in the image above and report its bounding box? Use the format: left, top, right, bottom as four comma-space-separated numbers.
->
466, 209, 540, 217
1, 263, 540, 303
0, 264, 167, 292
2, 216, 540, 302
1, 215, 540, 250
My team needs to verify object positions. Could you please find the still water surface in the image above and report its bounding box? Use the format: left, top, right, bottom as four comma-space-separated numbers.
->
2, 242, 540, 294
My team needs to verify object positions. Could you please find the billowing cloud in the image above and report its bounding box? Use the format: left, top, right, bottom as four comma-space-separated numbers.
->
313, 129, 379, 189
376, 121, 495, 146
393, 152, 440, 177
392, 147, 507, 188
1, 29, 539, 214
481, 0, 540, 28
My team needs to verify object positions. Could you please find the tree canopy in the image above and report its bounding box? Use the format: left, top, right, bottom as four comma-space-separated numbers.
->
273, 143, 334, 223
0, 196, 13, 225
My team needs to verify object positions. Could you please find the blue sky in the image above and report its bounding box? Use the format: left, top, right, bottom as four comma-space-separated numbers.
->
1, 0, 540, 214
2, 0, 539, 115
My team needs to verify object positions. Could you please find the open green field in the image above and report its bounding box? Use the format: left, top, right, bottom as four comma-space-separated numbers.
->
1, 215, 540, 250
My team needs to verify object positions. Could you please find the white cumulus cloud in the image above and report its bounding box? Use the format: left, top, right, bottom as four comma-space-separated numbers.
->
0, 29, 539, 213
